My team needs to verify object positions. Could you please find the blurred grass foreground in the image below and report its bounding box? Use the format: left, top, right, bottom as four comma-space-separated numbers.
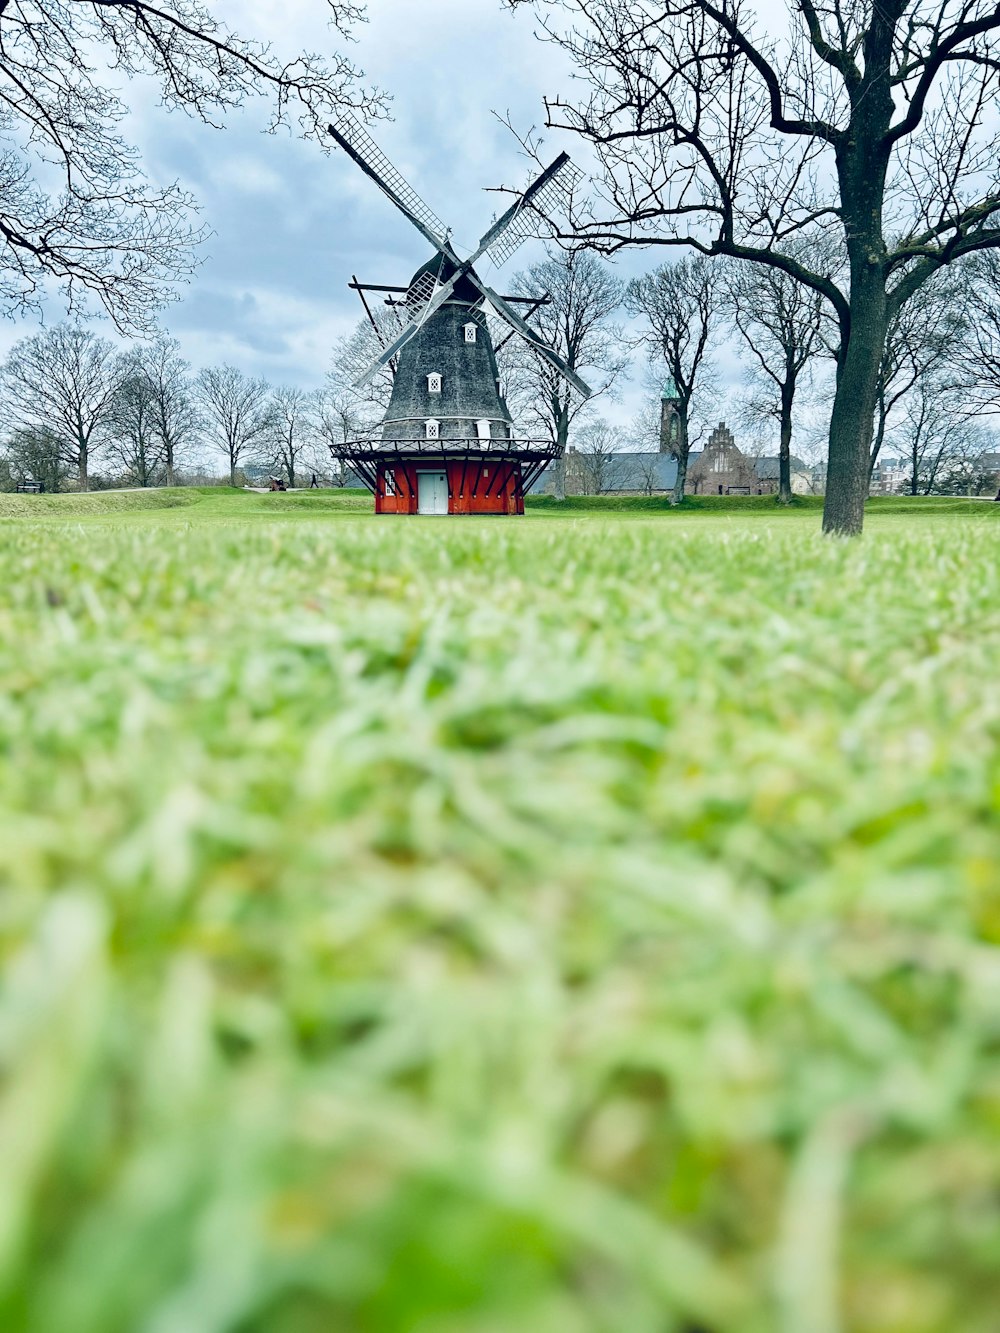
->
2, 489, 1000, 1332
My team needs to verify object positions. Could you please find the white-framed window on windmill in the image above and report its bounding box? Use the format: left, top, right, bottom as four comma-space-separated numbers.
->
384, 467, 397, 496
463, 322, 477, 343
476, 419, 491, 444
427, 372, 442, 394
425, 418, 440, 441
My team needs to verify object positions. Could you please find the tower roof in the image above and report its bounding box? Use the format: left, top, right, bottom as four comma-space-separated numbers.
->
661, 375, 680, 400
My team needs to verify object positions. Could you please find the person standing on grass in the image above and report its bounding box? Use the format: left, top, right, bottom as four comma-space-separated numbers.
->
310, 472, 319, 489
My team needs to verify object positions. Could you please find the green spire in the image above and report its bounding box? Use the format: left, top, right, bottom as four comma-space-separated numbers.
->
661, 375, 679, 400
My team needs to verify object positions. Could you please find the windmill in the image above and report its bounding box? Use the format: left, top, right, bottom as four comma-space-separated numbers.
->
327, 114, 591, 515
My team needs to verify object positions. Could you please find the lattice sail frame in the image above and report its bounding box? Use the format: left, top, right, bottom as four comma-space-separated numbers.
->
484, 158, 584, 267
391, 268, 440, 337
331, 113, 450, 247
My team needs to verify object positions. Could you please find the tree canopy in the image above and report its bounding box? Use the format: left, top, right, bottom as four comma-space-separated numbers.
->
506, 0, 1000, 532
0, 1, 380, 326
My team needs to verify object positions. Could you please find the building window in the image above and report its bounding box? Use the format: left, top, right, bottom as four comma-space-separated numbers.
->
464, 323, 477, 343
427, 372, 442, 394
425, 419, 440, 440
476, 419, 491, 443
384, 468, 397, 496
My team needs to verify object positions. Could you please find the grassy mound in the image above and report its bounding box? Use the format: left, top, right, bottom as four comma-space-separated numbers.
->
1, 509, 999, 1331
0, 488, 202, 518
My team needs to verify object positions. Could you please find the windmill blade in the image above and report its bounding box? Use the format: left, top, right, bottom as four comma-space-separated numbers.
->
474, 154, 584, 270
328, 115, 451, 255
475, 280, 592, 398
352, 273, 463, 389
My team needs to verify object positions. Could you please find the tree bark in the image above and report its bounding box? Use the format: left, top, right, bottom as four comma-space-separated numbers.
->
553, 406, 569, 500
78, 444, 88, 492
670, 408, 690, 505
778, 379, 794, 504
822, 279, 887, 534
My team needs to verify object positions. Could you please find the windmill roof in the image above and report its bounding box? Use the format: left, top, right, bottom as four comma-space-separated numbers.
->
409, 252, 481, 304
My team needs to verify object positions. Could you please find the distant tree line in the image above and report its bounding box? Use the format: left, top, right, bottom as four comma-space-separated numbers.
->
4, 251, 1000, 499
0, 322, 345, 493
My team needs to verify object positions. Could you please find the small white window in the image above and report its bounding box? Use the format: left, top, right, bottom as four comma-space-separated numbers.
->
425, 419, 440, 440
464, 323, 477, 343
476, 419, 491, 442
427, 372, 442, 394
384, 468, 397, 496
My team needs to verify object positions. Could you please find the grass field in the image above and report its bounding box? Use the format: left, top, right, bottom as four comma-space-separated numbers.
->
2, 488, 1000, 1333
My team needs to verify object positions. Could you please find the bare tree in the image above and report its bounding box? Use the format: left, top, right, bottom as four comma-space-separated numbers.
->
195, 366, 272, 487
869, 272, 966, 478
951, 253, 1000, 419
934, 443, 1000, 496
327, 319, 395, 429
505, 0, 1000, 535
0, 2, 381, 326
626, 258, 719, 504
629, 400, 665, 496
571, 417, 628, 494
894, 379, 987, 495
0, 324, 121, 489
133, 334, 200, 486
321, 316, 398, 484
3, 426, 71, 492
107, 367, 165, 487
266, 385, 319, 488
728, 257, 826, 503
509, 248, 627, 500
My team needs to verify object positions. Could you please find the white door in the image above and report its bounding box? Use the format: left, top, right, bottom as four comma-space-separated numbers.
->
417, 471, 448, 515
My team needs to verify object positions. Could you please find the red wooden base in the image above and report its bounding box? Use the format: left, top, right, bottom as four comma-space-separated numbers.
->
374, 458, 524, 515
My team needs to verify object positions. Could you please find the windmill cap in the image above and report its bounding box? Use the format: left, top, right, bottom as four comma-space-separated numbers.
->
409, 253, 481, 304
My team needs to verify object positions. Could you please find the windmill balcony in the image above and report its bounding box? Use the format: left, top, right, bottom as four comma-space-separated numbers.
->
329, 434, 563, 516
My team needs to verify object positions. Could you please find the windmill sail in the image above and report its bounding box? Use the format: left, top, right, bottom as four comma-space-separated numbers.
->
328, 115, 451, 253
477, 281, 591, 398
477, 155, 583, 268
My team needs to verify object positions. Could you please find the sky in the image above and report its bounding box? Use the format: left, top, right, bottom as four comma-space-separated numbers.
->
6, 0, 743, 438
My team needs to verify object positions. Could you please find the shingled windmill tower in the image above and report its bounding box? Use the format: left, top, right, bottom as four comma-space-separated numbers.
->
327, 116, 591, 515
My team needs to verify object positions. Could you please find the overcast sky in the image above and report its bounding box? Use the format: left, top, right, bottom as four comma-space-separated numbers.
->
9, 0, 743, 435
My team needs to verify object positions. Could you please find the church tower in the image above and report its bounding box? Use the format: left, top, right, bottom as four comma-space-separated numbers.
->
659, 377, 682, 455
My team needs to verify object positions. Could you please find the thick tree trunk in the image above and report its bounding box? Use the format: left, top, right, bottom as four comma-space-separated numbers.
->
78, 446, 89, 492
550, 456, 566, 500
165, 452, 176, 487
670, 410, 689, 505
671, 451, 688, 505
868, 395, 888, 480
552, 408, 569, 500
778, 382, 793, 504
822, 277, 887, 535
